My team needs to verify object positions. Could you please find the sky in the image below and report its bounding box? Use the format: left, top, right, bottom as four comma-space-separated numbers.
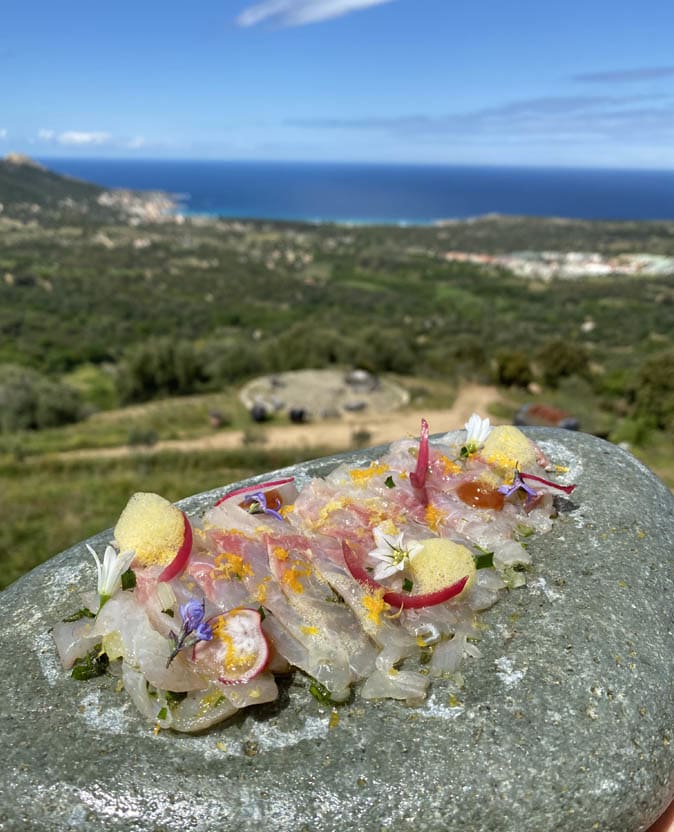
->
1, 0, 674, 168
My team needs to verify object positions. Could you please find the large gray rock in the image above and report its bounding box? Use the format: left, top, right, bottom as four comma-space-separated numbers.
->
0, 429, 672, 832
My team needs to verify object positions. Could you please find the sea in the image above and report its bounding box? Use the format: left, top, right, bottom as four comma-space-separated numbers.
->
40, 158, 674, 224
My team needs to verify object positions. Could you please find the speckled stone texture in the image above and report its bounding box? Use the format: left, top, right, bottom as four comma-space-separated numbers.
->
0, 429, 672, 832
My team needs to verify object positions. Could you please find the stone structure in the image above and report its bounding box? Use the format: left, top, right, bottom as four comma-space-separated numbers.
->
0, 429, 672, 831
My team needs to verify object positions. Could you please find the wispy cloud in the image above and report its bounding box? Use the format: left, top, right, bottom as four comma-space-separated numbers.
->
0, 128, 7, 140
288, 92, 674, 146
573, 66, 674, 83
36, 129, 112, 146
58, 130, 111, 146
237, 0, 394, 28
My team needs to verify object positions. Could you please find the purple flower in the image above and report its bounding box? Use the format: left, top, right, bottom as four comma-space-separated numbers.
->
194, 619, 214, 642
179, 598, 206, 632
498, 469, 540, 504
167, 597, 213, 667
244, 491, 284, 522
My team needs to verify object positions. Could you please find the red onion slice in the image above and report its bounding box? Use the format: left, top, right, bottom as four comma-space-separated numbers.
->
213, 477, 295, 507
342, 541, 469, 610
158, 512, 193, 582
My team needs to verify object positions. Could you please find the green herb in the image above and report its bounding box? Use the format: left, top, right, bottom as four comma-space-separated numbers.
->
165, 690, 188, 707
515, 524, 534, 539
419, 648, 433, 666
459, 446, 469, 459
384, 475, 396, 489
162, 608, 175, 617
121, 568, 136, 590
402, 577, 414, 593
258, 606, 266, 620
62, 607, 95, 622
474, 551, 494, 570
157, 707, 168, 720
71, 644, 109, 681
309, 679, 338, 706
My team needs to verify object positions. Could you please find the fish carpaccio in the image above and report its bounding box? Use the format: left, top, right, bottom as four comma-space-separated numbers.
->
54, 418, 576, 732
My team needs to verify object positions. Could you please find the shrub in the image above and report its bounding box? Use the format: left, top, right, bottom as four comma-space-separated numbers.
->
494, 349, 532, 388
537, 339, 590, 388
116, 338, 206, 404
0, 364, 84, 431
635, 349, 674, 430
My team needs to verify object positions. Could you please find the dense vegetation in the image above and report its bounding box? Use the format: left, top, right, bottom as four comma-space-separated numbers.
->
1, 160, 673, 588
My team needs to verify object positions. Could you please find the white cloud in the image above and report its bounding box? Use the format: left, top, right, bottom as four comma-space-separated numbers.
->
237, 0, 394, 27
58, 130, 111, 146
126, 136, 146, 149
38, 128, 55, 141
0, 128, 7, 140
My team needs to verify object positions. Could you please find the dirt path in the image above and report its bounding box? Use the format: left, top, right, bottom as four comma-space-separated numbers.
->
54, 384, 505, 461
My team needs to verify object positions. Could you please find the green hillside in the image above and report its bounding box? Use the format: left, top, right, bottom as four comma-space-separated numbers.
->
0, 154, 103, 205
0, 154, 173, 224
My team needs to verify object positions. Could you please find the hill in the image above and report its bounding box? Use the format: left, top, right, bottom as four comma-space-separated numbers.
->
0, 153, 174, 224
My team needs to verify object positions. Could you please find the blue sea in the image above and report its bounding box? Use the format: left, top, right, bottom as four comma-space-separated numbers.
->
40, 158, 674, 224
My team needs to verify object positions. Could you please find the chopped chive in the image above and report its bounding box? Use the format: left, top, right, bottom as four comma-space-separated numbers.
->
157, 707, 168, 721
474, 551, 494, 570
309, 679, 337, 705
71, 645, 109, 681
165, 690, 188, 707
384, 475, 396, 488
62, 607, 95, 622
121, 568, 136, 590
402, 577, 414, 593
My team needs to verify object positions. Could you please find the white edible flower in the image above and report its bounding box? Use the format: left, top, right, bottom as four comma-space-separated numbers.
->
463, 412, 492, 454
87, 543, 135, 608
368, 526, 423, 581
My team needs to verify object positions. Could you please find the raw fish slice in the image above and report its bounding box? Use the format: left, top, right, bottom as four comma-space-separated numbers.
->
93, 593, 205, 692
360, 666, 429, 705
52, 617, 101, 668
264, 535, 376, 695
170, 685, 240, 733
307, 538, 419, 672
261, 610, 353, 702
122, 663, 240, 733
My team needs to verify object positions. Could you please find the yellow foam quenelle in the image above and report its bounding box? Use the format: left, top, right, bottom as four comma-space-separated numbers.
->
480, 425, 537, 474
409, 539, 476, 597
114, 492, 186, 568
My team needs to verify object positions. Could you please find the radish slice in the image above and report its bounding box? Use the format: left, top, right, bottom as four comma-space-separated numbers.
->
342, 541, 469, 610
213, 477, 295, 507
519, 472, 576, 495
409, 418, 430, 490
194, 609, 269, 686
158, 512, 193, 582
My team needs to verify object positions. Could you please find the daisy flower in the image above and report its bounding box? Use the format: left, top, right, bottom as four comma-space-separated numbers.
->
368, 526, 423, 581
462, 413, 492, 456
86, 543, 135, 609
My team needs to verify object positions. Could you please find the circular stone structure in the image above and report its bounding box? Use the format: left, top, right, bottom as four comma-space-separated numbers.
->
0, 429, 672, 832
239, 368, 409, 420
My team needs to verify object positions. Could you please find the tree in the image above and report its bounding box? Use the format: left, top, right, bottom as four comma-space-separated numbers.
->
537, 339, 589, 388
0, 364, 83, 431
635, 349, 674, 430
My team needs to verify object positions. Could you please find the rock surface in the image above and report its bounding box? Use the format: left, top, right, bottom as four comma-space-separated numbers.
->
0, 429, 672, 832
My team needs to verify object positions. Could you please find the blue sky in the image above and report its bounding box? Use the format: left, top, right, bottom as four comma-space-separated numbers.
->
2, 0, 674, 168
